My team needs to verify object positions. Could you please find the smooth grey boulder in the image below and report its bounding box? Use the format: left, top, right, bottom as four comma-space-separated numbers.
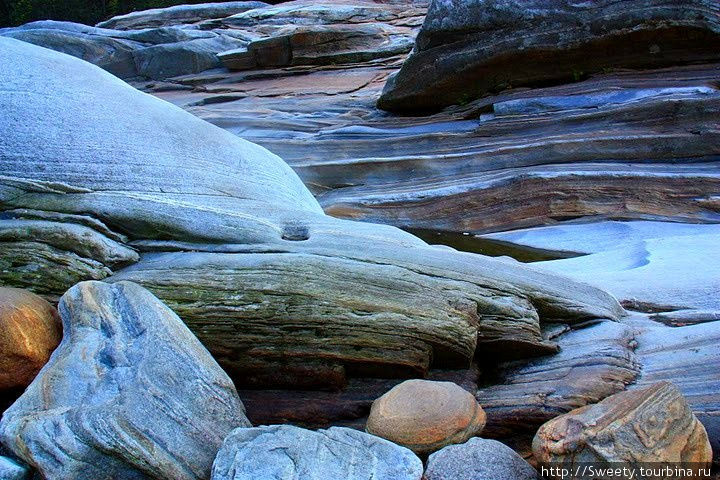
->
0, 38, 624, 390
0, 281, 251, 480
211, 425, 423, 480
424, 438, 539, 480
378, 0, 720, 111
0, 456, 30, 480
97, 1, 268, 30
133, 35, 239, 79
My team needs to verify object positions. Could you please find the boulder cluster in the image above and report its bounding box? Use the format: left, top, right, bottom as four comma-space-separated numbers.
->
0, 0, 718, 478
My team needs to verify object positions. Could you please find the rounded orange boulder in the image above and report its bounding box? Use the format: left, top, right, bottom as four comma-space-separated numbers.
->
366, 379, 486, 455
0, 287, 61, 391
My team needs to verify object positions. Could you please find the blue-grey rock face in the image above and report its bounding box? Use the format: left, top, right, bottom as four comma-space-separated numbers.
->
424, 438, 539, 480
0, 456, 30, 480
211, 425, 423, 480
0, 281, 250, 480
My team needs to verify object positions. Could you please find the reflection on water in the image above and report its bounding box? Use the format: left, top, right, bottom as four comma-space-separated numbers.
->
405, 228, 581, 263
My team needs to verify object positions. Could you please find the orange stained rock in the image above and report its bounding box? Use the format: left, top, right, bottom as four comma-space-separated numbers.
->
0, 287, 61, 390
366, 379, 486, 454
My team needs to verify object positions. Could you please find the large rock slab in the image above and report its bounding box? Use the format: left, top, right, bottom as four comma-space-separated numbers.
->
424, 438, 539, 480
0, 38, 623, 390
366, 379, 485, 454
0, 281, 251, 480
211, 425, 423, 480
533, 381, 712, 470
0, 287, 60, 391
378, 0, 720, 111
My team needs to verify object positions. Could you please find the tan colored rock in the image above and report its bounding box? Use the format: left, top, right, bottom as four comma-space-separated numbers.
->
366, 379, 485, 454
533, 381, 712, 476
0, 287, 61, 390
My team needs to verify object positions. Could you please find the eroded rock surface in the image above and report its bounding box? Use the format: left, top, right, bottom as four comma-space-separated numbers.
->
366, 379, 485, 454
211, 425, 423, 480
0, 281, 250, 480
0, 37, 622, 390
0, 287, 60, 391
378, 0, 720, 111
533, 382, 712, 470
424, 438, 539, 480
486, 221, 720, 313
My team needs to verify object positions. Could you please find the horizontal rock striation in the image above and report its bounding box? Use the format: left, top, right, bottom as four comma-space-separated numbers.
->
154, 58, 720, 235
477, 321, 641, 439
0, 37, 622, 390
378, 0, 720, 112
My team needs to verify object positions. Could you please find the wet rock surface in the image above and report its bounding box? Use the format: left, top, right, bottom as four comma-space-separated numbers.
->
211, 425, 423, 480
0, 281, 250, 480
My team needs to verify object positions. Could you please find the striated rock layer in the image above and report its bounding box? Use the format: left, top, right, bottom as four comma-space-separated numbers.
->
0, 281, 250, 480
0, 37, 623, 391
378, 0, 720, 111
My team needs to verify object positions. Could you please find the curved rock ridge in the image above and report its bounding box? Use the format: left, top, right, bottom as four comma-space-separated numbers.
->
211, 425, 423, 480
0, 281, 251, 480
378, 0, 720, 112
0, 38, 623, 390
97, 1, 269, 30
485, 221, 720, 313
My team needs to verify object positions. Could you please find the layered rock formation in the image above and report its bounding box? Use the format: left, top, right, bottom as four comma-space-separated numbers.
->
0, 287, 60, 391
533, 382, 713, 471
5, 1, 717, 236
0, 281, 250, 480
366, 379, 485, 454
378, 0, 720, 111
211, 425, 423, 480
0, 37, 623, 391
